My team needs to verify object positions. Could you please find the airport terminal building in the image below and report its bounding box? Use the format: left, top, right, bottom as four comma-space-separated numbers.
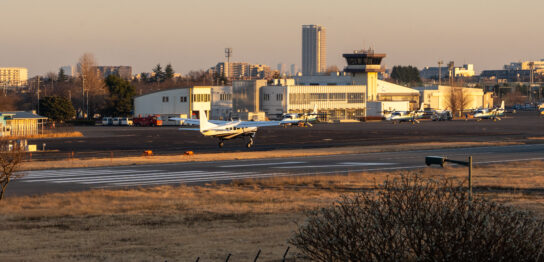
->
261, 85, 366, 121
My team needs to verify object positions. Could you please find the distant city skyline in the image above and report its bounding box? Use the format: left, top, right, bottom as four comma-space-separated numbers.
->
1, 0, 543, 76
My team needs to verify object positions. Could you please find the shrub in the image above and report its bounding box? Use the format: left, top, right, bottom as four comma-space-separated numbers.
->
289, 174, 544, 261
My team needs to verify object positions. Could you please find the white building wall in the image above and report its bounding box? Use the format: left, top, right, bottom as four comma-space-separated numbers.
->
210, 86, 233, 120
134, 87, 211, 121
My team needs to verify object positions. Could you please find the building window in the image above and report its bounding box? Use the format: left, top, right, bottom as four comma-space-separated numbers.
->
264, 94, 270, 101
192, 94, 210, 102
162, 96, 169, 103
276, 93, 283, 101
180, 96, 187, 103
347, 93, 364, 103
220, 93, 232, 101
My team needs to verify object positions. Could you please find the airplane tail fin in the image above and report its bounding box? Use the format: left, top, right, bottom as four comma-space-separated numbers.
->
500, 100, 505, 110
198, 110, 212, 132
312, 104, 318, 114
419, 103, 424, 111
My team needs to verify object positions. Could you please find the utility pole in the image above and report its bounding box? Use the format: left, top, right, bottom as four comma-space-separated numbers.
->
82, 74, 86, 119
438, 60, 443, 85
86, 90, 89, 119
448, 61, 454, 87
36, 76, 41, 115
529, 62, 535, 102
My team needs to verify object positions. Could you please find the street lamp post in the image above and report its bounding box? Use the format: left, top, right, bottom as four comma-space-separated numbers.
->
425, 155, 473, 201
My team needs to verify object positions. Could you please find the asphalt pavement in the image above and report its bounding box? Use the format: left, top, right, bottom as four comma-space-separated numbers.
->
9, 143, 544, 197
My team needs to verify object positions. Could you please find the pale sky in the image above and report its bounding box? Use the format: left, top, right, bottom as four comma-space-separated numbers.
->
1, 0, 543, 76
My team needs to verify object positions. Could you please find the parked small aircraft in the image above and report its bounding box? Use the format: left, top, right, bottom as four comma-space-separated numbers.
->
281, 104, 319, 127
473, 101, 505, 121
431, 110, 453, 121
171, 110, 297, 148
385, 103, 425, 124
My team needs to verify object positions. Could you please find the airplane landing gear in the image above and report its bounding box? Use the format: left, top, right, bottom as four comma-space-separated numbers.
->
246, 138, 254, 148
218, 140, 224, 148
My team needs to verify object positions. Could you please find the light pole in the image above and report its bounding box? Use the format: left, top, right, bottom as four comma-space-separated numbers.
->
425, 155, 473, 201
438, 60, 443, 85
36, 76, 41, 115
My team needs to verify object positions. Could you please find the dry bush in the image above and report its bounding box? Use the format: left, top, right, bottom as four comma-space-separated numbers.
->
290, 174, 544, 261
0, 140, 25, 200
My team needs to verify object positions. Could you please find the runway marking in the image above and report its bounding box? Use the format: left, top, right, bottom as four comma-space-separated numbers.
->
22, 169, 163, 179
22, 170, 210, 183
104, 172, 285, 187
272, 162, 396, 169
219, 161, 305, 168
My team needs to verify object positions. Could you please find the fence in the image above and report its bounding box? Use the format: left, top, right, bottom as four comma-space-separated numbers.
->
192, 246, 300, 262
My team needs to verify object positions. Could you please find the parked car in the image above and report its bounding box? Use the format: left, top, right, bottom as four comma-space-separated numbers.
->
112, 117, 121, 126
119, 117, 133, 126
102, 117, 113, 126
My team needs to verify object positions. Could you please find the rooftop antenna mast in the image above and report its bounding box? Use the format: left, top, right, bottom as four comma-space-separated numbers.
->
224, 48, 233, 81
438, 60, 444, 85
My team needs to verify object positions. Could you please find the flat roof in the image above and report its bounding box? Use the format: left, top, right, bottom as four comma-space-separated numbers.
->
1, 111, 47, 119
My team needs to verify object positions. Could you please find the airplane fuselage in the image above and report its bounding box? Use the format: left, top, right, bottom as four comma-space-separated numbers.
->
202, 127, 258, 139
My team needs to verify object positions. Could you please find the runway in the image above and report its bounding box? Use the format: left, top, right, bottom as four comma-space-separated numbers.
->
9, 143, 544, 196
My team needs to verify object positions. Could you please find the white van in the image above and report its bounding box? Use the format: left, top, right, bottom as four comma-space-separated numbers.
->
102, 117, 113, 126
119, 117, 133, 126
112, 117, 121, 126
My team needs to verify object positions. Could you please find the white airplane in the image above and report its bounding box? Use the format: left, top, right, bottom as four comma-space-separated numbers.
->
281, 104, 319, 127
431, 110, 453, 121
171, 110, 297, 148
385, 103, 425, 124
473, 101, 505, 121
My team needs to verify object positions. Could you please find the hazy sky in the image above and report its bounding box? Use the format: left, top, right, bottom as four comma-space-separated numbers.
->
1, 0, 543, 76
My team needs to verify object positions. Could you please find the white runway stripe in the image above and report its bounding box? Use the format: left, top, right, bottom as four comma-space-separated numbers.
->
22, 169, 163, 179
219, 161, 305, 168
23, 170, 211, 183
107, 172, 279, 187
77, 171, 241, 185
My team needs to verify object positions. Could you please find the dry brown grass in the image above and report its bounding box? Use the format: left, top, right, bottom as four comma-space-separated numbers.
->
21, 141, 521, 171
8, 131, 84, 140
0, 161, 543, 261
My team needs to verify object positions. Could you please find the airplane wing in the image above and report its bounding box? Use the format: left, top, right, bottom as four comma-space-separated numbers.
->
169, 117, 230, 126
234, 119, 299, 128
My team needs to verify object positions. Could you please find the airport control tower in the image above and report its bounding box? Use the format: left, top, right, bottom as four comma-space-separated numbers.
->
343, 49, 386, 102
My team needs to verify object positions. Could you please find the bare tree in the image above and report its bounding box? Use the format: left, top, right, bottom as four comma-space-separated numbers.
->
0, 140, 25, 200
446, 87, 473, 116
458, 88, 473, 115
445, 87, 460, 114
78, 53, 107, 118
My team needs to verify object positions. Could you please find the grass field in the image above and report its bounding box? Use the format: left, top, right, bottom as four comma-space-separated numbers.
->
1, 161, 543, 261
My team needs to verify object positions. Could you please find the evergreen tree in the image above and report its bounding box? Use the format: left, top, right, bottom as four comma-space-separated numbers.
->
391, 65, 422, 86
39, 96, 76, 122
58, 68, 68, 82
164, 63, 175, 81
140, 72, 149, 82
152, 64, 165, 83
104, 75, 136, 116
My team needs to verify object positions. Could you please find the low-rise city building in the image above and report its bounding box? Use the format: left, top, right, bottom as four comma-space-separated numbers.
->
133, 87, 211, 125
0, 67, 28, 87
